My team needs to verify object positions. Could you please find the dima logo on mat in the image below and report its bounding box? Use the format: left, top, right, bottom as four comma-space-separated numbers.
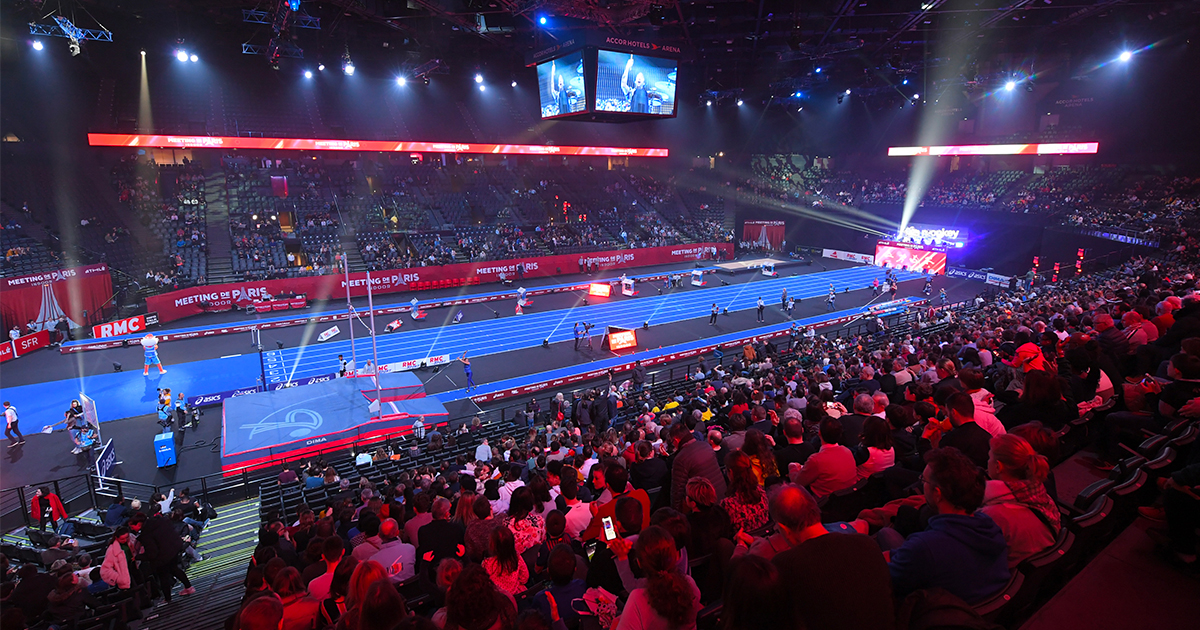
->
242, 407, 324, 439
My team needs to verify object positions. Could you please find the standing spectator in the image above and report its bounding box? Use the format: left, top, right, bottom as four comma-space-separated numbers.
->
669, 421, 727, 511
4, 401, 25, 447
100, 526, 144, 606
30, 486, 67, 531
138, 507, 195, 601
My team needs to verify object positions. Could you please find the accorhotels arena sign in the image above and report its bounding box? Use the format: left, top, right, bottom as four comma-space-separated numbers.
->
603, 37, 682, 55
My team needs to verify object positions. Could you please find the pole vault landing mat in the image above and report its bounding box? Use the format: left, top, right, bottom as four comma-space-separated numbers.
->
221, 371, 447, 471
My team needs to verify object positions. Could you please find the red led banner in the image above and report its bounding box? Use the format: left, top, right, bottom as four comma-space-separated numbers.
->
588, 283, 612, 297
887, 142, 1098, 157
88, 134, 669, 157
608, 329, 638, 351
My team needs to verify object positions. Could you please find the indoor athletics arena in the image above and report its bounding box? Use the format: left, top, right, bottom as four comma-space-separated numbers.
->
1, 2, 1198, 629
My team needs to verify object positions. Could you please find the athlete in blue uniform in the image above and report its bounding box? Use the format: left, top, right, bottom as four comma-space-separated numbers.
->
458, 352, 475, 391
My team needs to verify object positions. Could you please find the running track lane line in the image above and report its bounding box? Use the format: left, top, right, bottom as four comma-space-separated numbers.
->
264, 266, 921, 384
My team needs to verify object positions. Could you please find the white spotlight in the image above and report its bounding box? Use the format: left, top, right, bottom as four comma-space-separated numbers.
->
397, 76, 406, 86
845, 89, 851, 95
511, 80, 517, 87
1119, 51, 1133, 62
140, 49, 146, 56
176, 50, 189, 62
706, 100, 712, 107
32, 40, 44, 51
304, 70, 313, 79
475, 73, 483, 83
318, 64, 325, 71
1005, 81, 1016, 91
479, 84, 486, 92
190, 54, 198, 63
736, 99, 743, 106
912, 94, 920, 99
343, 63, 355, 76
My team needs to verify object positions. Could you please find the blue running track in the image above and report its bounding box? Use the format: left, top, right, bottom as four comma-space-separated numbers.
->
263, 265, 918, 385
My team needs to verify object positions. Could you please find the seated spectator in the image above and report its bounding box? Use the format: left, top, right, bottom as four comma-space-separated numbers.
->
772, 417, 815, 471
790, 418, 857, 498
307, 536, 344, 599
534, 545, 588, 630
996, 369, 1077, 431
356, 578, 408, 630
884, 447, 1010, 604
629, 441, 669, 491
581, 463, 650, 542
272, 567, 320, 630
587, 496, 644, 597
982, 434, 1060, 569
612, 525, 701, 630
506, 487, 547, 555
236, 593, 284, 630
483, 525, 529, 596
534, 511, 585, 576
856, 416, 896, 480
465, 497, 504, 562
336, 560, 389, 630
442, 564, 517, 630
934, 393, 993, 469
720, 556, 788, 630
741, 429, 780, 485
721, 451, 770, 533
682, 477, 733, 557
416, 498, 466, 586
318, 556, 358, 628
369, 518, 416, 583
45, 570, 101, 624
767, 485, 895, 630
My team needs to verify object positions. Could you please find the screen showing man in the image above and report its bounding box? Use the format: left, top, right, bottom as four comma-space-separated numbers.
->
874, 241, 948, 275
595, 50, 677, 116
537, 51, 586, 118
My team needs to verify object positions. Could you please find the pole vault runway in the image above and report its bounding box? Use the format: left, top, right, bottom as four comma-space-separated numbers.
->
265, 265, 920, 385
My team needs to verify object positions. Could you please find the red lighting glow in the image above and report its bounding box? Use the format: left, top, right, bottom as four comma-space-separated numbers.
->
588, 283, 612, 297
87, 134, 669, 157
887, 142, 1098, 157
608, 330, 638, 351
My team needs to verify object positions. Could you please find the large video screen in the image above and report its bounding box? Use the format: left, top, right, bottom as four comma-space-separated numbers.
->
895, 224, 969, 249
595, 50, 677, 116
875, 240, 948, 275
537, 51, 587, 119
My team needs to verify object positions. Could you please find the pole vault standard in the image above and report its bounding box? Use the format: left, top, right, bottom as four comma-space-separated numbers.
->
366, 271, 383, 423
343, 254, 357, 374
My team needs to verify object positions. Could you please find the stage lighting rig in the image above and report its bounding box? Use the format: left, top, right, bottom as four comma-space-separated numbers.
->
29, 14, 112, 54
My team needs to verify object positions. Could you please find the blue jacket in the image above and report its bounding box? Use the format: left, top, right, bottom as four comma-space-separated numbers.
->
889, 512, 1010, 604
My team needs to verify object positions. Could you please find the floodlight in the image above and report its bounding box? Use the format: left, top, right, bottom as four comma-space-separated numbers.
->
479, 84, 486, 92
736, 99, 743, 106
190, 54, 198, 63
475, 73, 483, 83
304, 70, 313, 79
397, 76, 406, 86
1005, 81, 1016, 91
32, 40, 44, 51
318, 64, 325, 71
511, 80, 517, 87
706, 100, 712, 106
1118, 51, 1133, 62
845, 89, 851, 95
343, 63, 355, 76
176, 50, 188, 62
539, 16, 547, 25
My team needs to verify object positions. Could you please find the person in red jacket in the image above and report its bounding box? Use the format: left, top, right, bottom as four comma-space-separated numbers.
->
31, 486, 68, 531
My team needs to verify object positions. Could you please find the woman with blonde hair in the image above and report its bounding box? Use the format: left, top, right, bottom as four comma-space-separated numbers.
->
981, 433, 1061, 568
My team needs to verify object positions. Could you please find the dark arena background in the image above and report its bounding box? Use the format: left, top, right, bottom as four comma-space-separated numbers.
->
1, 1, 1198, 629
